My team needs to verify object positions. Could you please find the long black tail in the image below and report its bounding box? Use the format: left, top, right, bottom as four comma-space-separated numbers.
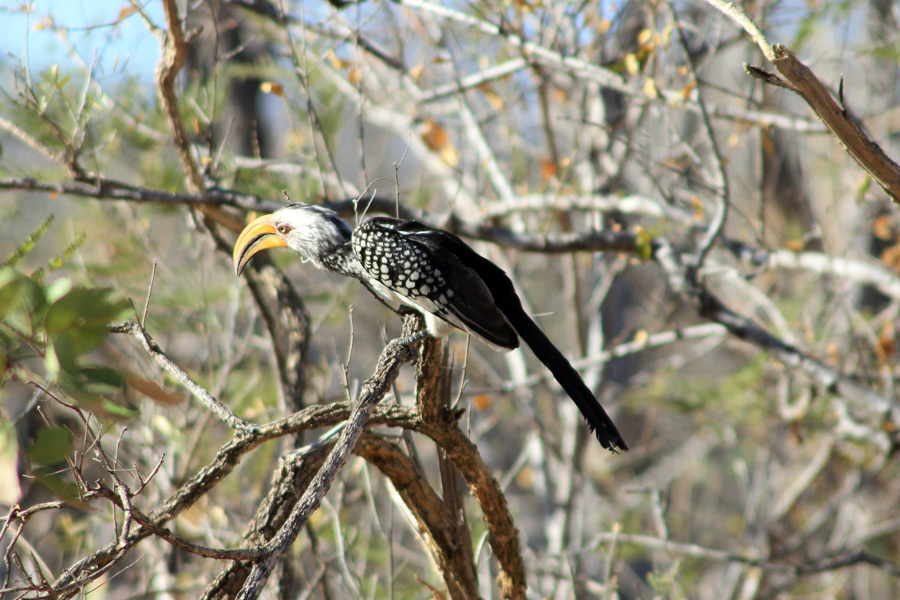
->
427, 227, 628, 451
502, 305, 628, 452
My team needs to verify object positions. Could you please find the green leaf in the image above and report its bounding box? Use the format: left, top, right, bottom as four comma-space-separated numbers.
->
60, 387, 138, 421
0, 268, 29, 320
46, 330, 104, 374
54, 360, 125, 399
81, 366, 126, 390
26, 426, 73, 466
635, 229, 655, 262
41, 234, 86, 278
100, 399, 139, 419
44, 287, 130, 336
45, 277, 72, 304
35, 473, 80, 503
53, 364, 136, 419
44, 342, 61, 379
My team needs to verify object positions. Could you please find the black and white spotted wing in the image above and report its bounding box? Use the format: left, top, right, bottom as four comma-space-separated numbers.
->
352, 217, 519, 350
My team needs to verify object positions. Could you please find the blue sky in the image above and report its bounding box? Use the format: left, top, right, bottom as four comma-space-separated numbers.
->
1, 1, 165, 85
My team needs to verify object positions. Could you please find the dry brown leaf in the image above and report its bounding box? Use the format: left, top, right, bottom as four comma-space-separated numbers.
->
34, 16, 55, 31
514, 0, 534, 12
327, 51, 352, 70
664, 155, 690, 171
540, 158, 558, 181
260, 81, 284, 96
477, 83, 504, 110
762, 131, 777, 156
421, 119, 448, 151
882, 243, 900, 271
790, 421, 804, 444
826, 342, 839, 365
127, 376, 184, 406
118, 5, 138, 20
474, 394, 493, 410
873, 215, 895, 240
690, 196, 704, 221
515, 466, 534, 489
875, 321, 896, 367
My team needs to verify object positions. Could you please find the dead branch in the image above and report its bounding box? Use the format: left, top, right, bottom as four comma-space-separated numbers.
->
704, 0, 900, 201
770, 44, 900, 201
234, 317, 423, 599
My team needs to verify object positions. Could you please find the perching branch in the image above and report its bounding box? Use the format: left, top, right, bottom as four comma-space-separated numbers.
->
235, 317, 423, 599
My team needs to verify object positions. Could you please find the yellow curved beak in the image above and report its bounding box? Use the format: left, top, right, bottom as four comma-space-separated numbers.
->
233, 214, 287, 275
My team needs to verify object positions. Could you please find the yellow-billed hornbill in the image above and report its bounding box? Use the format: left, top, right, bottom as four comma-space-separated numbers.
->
233, 203, 628, 452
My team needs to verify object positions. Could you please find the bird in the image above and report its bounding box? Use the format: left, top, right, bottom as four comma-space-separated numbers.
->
233, 202, 628, 452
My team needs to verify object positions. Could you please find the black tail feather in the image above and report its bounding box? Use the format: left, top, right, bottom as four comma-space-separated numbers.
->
413, 224, 628, 451
503, 307, 628, 452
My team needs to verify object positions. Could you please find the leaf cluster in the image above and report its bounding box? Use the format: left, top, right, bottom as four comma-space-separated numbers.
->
1, 217, 134, 495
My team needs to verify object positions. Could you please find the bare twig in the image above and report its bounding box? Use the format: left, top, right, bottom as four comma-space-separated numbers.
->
109, 320, 258, 434
357, 435, 479, 600
653, 241, 899, 429
701, 0, 775, 60
93, 483, 264, 560
0, 114, 62, 164
0, 177, 278, 212
585, 531, 900, 577
141, 259, 158, 328
672, 8, 729, 277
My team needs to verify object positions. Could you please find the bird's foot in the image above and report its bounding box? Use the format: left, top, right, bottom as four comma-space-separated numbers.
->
397, 329, 429, 347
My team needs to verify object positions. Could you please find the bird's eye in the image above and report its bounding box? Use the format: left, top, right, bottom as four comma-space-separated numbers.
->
277, 224, 291, 234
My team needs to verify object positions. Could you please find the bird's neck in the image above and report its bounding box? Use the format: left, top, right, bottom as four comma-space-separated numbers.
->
318, 241, 365, 279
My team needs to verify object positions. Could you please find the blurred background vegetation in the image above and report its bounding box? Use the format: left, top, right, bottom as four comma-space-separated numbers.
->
2, 0, 900, 598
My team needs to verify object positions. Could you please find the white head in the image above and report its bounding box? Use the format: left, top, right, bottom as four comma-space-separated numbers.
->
233, 203, 352, 274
